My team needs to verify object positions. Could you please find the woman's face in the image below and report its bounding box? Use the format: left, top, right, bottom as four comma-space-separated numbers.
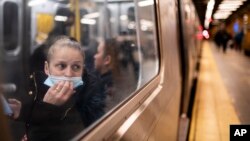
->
45, 47, 84, 77
94, 42, 105, 72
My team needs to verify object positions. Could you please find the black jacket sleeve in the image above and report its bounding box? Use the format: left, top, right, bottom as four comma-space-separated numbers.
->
18, 72, 75, 124
76, 72, 106, 127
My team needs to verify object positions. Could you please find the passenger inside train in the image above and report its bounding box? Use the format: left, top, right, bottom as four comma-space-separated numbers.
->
117, 32, 140, 81
7, 36, 105, 141
0, 0, 160, 140
1, 0, 250, 140
30, 7, 75, 73
48, 7, 75, 39
94, 38, 122, 111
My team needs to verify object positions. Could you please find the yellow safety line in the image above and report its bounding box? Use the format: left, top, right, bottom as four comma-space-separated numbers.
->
189, 41, 240, 141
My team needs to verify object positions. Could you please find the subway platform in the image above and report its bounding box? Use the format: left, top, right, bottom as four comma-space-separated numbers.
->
189, 41, 250, 141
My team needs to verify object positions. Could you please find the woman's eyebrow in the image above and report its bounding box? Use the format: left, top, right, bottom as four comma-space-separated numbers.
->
73, 61, 83, 64
55, 60, 66, 64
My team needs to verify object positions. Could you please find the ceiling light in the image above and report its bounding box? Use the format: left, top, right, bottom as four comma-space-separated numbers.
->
81, 18, 96, 25
221, 1, 243, 5
204, 0, 215, 29
219, 4, 241, 9
83, 12, 100, 19
28, 0, 47, 7
120, 15, 128, 21
55, 16, 68, 22
138, 0, 154, 7
213, 11, 232, 19
212, 0, 247, 20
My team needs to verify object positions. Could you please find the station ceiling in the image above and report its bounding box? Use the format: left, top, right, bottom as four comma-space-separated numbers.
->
192, 0, 222, 27
192, 0, 250, 28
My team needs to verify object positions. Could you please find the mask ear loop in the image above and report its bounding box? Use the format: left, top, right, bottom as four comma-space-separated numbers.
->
45, 61, 52, 77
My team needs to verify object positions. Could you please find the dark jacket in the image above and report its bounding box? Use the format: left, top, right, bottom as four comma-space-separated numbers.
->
214, 30, 230, 47
19, 71, 105, 141
100, 71, 113, 97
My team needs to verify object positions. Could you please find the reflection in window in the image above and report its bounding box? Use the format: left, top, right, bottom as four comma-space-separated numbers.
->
5, 0, 160, 140
3, 2, 18, 51
137, 0, 159, 86
79, 0, 159, 110
27, 0, 160, 130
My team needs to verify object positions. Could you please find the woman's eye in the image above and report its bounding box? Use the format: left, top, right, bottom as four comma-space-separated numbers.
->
56, 64, 66, 70
72, 65, 81, 71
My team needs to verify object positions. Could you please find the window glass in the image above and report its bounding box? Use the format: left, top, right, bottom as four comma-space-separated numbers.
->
3, 0, 159, 140
79, 0, 140, 110
3, 2, 18, 51
136, 0, 159, 87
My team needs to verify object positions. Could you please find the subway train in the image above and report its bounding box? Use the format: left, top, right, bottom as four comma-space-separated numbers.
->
0, 0, 202, 140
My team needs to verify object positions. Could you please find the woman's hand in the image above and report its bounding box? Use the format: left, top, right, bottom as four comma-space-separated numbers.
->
43, 81, 75, 106
8, 98, 22, 119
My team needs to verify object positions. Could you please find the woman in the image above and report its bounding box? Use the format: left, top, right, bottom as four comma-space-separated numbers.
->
8, 36, 105, 141
94, 38, 121, 111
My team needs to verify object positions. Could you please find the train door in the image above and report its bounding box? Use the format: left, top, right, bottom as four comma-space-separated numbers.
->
0, 0, 28, 106
0, 0, 31, 140
177, 0, 199, 117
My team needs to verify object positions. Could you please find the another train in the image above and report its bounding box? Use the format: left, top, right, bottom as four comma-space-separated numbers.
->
0, 0, 202, 140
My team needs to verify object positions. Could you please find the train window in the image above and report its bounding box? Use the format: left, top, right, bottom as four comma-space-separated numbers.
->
79, 0, 159, 110
136, 0, 159, 86
27, 0, 159, 110
3, 2, 18, 51
2, 0, 159, 140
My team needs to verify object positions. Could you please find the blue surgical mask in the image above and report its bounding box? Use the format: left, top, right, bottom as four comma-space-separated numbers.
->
44, 75, 84, 88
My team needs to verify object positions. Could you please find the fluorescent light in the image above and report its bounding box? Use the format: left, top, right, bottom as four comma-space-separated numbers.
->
204, 0, 215, 29
83, 12, 100, 19
141, 25, 148, 31
213, 11, 232, 19
217, 9, 237, 12
120, 15, 128, 21
55, 16, 68, 22
28, 0, 47, 7
212, 0, 247, 20
81, 18, 96, 25
205, 9, 213, 18
223, 0, 246, 2
207, 0, 215, 10
138, 0, 154, 7
214, 11, 232, 16
221, 1, 243, 5
140, 19, 153, 27
219, 4, 241, 9
128, 22, 136, 29
140, 19, 153, 31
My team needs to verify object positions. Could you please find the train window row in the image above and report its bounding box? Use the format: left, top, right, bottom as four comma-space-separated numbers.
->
0, 0, 159, 140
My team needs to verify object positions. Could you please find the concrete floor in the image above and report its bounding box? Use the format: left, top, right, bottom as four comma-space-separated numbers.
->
211, 43, 250, 124
189, 41, 243, 141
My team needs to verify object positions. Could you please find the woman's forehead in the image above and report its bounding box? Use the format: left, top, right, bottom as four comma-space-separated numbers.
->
98, 42, 105, 51
53, 46, 80, 54
51, 47, 84, 60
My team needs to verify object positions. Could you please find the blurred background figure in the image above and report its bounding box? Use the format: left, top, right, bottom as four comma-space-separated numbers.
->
48, 7, 75, 38
84, 39, 99, 73
234, 28, 244, 51
117, 32, 139, 80
30, 7, 75, 73
94, 38, 120, 111
214, 23, 231, 53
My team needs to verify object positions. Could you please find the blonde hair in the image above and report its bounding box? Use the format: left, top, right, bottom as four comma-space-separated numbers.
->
47, 36, 85, 62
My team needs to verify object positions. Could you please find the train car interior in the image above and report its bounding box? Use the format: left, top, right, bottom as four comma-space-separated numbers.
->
0, 0, 204, 140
